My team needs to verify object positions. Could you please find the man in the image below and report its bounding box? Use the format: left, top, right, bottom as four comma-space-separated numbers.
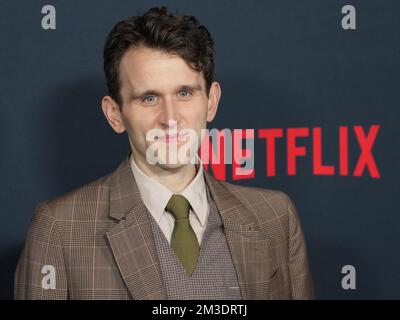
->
14, 6, 314, 300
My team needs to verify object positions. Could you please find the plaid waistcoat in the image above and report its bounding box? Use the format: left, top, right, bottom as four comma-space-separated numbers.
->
148, 185, 242, 299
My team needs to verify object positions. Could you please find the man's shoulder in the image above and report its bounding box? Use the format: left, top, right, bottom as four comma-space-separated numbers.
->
218, 179, 296, 213
34, 173, 112, 221
216, 180, 303, 242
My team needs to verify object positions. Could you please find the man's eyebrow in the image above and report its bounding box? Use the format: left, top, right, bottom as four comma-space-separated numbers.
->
178, 84, 202, 92
129, 84, 203, 101
129, 89, 161, 101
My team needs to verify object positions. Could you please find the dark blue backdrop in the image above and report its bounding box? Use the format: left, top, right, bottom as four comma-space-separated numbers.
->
1, 0, 399, 299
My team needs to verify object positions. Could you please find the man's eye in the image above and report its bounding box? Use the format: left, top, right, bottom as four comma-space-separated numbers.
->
143, 95, 157, 104
178, 90, 191, 98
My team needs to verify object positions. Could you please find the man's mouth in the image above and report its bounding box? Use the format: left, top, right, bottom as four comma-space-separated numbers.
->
159, 132, 188, 143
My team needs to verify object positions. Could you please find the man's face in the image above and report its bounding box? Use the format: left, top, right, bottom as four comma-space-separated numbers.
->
105, 46, 220, 171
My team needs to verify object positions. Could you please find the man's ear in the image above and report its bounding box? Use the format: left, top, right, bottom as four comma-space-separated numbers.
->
101, 96, 126, 134
206, 81, 221, 122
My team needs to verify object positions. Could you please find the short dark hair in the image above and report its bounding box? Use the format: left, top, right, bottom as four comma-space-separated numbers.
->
103, 6, 215, 107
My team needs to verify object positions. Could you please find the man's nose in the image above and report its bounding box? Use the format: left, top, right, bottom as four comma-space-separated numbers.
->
159, 96, 179, 126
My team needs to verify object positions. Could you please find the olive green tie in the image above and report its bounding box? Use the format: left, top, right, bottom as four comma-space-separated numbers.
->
165, 194, 199, 275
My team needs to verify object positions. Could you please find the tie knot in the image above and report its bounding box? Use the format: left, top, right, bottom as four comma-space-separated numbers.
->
165, 194, 191, 220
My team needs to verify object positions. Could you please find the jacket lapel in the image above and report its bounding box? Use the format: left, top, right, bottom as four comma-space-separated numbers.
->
203, 169, 275, 299
105, 156, 167, 300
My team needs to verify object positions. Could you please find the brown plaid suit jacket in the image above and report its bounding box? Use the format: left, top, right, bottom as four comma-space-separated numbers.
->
14, 155, 314, 299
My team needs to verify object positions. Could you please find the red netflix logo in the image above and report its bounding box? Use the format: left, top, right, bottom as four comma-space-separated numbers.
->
200, 125, 380, 180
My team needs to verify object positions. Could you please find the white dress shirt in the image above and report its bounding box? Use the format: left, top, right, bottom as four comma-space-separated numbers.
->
130, 154, 209, 245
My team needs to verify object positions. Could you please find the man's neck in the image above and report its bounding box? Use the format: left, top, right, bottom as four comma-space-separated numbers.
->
132, 153, 198, 193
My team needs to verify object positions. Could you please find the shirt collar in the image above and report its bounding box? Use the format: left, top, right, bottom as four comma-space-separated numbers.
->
129, 154, 208, 226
